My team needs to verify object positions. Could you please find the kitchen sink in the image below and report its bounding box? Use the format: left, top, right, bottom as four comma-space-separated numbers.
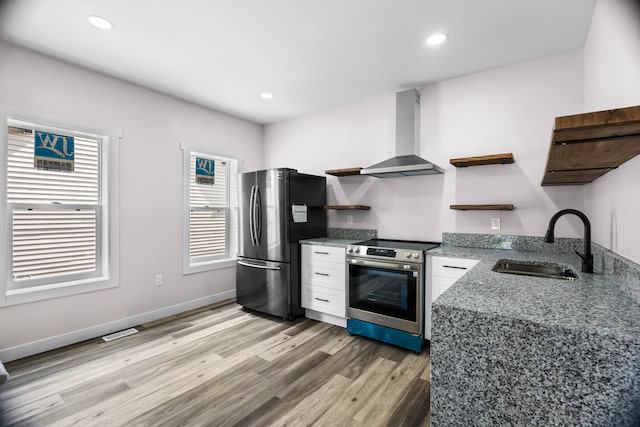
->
492, 259, 578, 281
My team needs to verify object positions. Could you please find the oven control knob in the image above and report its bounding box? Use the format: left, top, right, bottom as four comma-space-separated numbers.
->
404, 252, 411, 258
413, 252, 420, 259
354, 247, 360, 254
347, 247, 353, 253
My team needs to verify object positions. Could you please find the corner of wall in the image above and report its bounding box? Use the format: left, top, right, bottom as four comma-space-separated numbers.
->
582, 0, 640, 264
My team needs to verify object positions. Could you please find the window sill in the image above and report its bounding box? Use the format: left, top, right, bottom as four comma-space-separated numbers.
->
4, 276, 118, 306
183, 257, 237, 275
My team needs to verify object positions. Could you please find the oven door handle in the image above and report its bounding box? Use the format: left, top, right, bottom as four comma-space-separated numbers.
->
347, 258, 420, 271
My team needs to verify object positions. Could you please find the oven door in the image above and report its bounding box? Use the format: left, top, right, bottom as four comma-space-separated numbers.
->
347, 257, 423, 335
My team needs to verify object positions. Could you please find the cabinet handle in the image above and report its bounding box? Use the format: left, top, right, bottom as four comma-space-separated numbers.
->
314, 272, 330, 276
314, 297, 330, 303
314, 251, 330, 255
443, 265, 467, 270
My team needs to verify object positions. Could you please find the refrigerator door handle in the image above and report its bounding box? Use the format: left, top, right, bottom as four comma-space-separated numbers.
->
251, 185, 260, 245
249, 185, 257, 246
255, 185, 262, 243
237, 260, 281, 271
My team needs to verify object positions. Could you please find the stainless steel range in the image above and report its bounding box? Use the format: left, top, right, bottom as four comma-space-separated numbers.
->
346, 238, 439, 353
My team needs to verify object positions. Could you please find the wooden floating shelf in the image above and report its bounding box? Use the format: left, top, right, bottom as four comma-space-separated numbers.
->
450, 153, 515, 167
325, 205, 370, 210
325, 167, 363, 176
541, 169, 613, 186
541, 105, 640, 186
450, 204, 514, 211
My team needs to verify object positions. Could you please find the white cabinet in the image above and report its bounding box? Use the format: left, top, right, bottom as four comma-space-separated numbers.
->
425, 255, 479, 340
301, 244, 347, 327
431, 256, 479, 300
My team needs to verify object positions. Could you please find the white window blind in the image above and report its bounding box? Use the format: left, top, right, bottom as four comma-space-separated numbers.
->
11, 208, 97, 281
189, 154, 229, 261
6, 124, 100, 284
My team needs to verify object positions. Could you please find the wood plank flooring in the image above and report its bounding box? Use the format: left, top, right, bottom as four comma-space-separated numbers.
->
0, 301, 430, 426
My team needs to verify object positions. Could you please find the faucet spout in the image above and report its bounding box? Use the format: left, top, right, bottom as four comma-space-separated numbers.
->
544, 209, 594, 273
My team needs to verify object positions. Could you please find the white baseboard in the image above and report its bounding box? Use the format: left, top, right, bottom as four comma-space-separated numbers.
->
0, 290, 236, 362
304, 309, 346, 328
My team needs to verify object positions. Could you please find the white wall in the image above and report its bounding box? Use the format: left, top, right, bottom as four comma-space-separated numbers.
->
0, 42, 263, 359
583, 0, 640, 263
264, 50, 586, 242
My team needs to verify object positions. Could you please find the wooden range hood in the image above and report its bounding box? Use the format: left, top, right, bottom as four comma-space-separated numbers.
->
541, 105, 640, 185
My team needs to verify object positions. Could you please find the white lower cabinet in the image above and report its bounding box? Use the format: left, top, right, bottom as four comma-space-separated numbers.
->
425, 255, 479, 340
301, 244, 347, 327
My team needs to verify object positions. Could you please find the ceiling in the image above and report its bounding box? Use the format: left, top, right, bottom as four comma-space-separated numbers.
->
0, 0, 597, 125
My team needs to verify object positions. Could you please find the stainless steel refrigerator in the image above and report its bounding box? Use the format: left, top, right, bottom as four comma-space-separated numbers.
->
236, 168, 326, 319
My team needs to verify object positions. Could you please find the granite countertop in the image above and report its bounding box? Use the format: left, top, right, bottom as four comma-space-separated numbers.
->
430, 244, 640, 343
430, 234, 640, 424
299, 237, 360, 248
299, 227, 376, 248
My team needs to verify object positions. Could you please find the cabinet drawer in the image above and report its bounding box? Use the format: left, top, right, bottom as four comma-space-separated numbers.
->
431, 256, 479, 279
301, 244, 345, 264
302, 260, 345, 291
302, 285, 345, 317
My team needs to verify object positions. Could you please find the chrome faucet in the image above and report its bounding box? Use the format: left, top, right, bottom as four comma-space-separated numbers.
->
544, 209, 594, 273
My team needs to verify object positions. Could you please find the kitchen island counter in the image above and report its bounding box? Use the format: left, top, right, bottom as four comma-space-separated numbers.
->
429, 233, 640, 426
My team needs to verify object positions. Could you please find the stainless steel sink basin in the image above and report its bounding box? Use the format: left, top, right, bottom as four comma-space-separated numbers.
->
492, 259, 578, 281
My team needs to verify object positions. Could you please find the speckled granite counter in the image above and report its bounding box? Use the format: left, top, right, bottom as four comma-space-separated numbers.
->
299, 227, 376, 247
299, 237, 360, 248
430, 233, 640, 426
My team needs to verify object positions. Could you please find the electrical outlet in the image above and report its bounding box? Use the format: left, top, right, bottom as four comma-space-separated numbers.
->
491, 217, 501, 230
347, 215, 353, 225
155, 274, 163, 286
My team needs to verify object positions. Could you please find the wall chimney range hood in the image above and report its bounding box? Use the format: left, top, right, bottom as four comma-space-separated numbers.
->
361, 89, 444, 178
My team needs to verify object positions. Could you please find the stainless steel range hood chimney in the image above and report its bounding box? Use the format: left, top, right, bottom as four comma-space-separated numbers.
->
361, 89, 444, 177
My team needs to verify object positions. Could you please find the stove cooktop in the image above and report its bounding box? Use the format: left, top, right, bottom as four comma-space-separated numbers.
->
355, 239, 440, 252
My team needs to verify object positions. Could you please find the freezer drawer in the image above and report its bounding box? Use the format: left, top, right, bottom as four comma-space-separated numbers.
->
236, 257, 292, 319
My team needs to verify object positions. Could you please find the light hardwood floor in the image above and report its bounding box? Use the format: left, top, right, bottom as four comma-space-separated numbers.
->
0, 301, 430, 426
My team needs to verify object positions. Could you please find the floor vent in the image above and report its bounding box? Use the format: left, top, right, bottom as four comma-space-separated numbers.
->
102, 328, 139, 342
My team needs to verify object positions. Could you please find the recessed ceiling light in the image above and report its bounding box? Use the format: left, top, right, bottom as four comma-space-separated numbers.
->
88, 16, 114, 30
426, 33, 448, 46
260, 92, 275, 100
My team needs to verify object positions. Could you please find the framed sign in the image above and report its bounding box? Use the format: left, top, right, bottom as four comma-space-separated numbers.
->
34, 130, 75, 172
195, 157, 215, 185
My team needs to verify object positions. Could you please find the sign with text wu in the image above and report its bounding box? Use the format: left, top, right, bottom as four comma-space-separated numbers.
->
195, 157, 215, 185
34, 131, 75, 172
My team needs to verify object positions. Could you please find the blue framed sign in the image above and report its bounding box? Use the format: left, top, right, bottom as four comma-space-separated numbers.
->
195, 157, 215, 185
34, 131, 75, 172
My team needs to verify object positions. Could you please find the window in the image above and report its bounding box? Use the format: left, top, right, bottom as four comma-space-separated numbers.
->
1, 111, 120, 306
181, 143, 238, 274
